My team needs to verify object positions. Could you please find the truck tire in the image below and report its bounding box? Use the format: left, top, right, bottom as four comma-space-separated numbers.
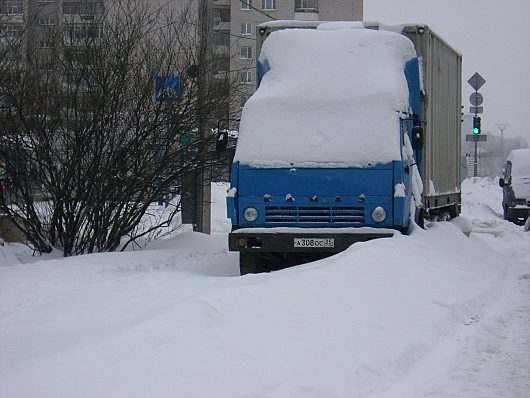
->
504, 206, 514, 222
449, 204, 459, 220
240, 252, 263, 275
416, 208, 425, 229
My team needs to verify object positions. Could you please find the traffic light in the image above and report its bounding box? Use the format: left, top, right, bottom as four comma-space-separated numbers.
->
473, 116, 481, 135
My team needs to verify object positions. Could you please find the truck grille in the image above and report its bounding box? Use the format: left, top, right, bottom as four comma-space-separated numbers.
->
265, 206, 365, 224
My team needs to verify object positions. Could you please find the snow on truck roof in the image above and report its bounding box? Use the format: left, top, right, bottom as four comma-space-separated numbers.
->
507, 148, 530, 177
234, 28, 417, 168
257, 20, 427, 34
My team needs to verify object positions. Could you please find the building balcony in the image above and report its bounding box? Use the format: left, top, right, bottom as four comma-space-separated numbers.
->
294, 0, 318, 12
213, 71, 229, 80
0, 14, 24, 24
213, 21, 230, 31
213, 6, 230, 30
213, 44, 230, 56
62, 14, 103, 24
213, 0, 231, 6
294, 11, 318, 21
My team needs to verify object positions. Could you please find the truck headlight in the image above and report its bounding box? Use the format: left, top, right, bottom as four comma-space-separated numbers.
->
244, 207, 259, 222
371, 206, 387, 223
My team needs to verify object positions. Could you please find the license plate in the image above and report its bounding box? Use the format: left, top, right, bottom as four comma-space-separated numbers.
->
293, 238, 334, 248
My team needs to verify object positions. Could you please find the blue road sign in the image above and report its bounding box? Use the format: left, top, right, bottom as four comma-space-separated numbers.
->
155, 75, 180, 102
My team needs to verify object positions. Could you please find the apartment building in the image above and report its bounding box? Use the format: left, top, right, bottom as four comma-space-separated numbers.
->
0, 1, 201, 60
1, 1, 104, 43
1, 0, 108, 73
2, 0, 362, 113
212, 0, 363, 111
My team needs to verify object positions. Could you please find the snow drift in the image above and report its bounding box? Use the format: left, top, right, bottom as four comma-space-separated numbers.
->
1, 179, 529, 397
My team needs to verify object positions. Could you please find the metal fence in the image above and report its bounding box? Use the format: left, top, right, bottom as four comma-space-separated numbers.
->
462, 154, 503, 180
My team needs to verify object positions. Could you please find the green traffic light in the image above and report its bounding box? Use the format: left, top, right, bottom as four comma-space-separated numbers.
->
472, 116, 481, 135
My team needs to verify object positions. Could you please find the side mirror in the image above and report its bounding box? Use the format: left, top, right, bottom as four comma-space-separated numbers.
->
411, 125, 423, 151
216, 118, 240, 153
499, 179, 504, 188
216, 131, 228, 153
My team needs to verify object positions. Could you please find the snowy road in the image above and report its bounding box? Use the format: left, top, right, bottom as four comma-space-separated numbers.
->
1, 179, 529, 397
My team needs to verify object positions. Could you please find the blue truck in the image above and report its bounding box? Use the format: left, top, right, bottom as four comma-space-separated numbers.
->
226, 23, 462, 274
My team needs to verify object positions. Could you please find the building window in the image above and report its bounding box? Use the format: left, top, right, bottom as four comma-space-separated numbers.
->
295, 0, 318, 10
241, 22, 251, 36
240, 70, 252, 84
213, 56, 230, 74
240, 46, 252, 59
1, 25, 21, 38
36, 40, 52, 48
262, 0, 275, 10
213, 8, 230, 25
240, 0, 251, 10
63, 2, 104, 16
213, 32, 230, 47
240, 95, 250, 108
3, 49, 20, 61
63, 24, 103, 41
64, 73, 98, 88
213, 9, 221, 25
1, 1, 23, 15
39, 17, 56, 25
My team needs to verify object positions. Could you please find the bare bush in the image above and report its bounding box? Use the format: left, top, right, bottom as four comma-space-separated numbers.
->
0, 0, 235, 255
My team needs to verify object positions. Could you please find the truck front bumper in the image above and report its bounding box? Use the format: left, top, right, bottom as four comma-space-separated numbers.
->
229, 227, 396, 253
507, 206, 530, 220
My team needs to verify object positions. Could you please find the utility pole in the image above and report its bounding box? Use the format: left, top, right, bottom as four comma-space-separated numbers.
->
496, 123, 509, 161
195, 0, 213, 234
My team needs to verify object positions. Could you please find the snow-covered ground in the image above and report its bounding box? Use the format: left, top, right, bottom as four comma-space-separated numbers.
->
1, 179, 529, 397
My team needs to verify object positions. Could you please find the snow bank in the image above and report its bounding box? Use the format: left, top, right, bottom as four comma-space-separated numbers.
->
461, 177, 528, 237
1, 178, 529, 397
461, 177, 504, 220
0, 222, 511, 398
235, 28, 417, 168
0, 241, 19, 266
210, 182, 232, 234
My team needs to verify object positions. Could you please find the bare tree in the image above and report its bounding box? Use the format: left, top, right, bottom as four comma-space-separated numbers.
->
0, 0, 236, 255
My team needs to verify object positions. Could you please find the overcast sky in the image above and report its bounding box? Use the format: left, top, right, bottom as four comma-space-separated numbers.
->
364, 0, 530, 143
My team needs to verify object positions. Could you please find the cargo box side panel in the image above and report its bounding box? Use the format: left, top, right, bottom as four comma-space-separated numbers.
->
405, 27, 462, 210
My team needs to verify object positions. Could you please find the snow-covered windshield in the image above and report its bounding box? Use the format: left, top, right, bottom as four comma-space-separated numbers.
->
234, 28, 417, 168
507, 148, 530, 199
508, 148, 530, 178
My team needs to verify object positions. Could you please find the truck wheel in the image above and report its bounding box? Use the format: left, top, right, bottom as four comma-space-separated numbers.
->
504, 206, 514, 222
449, 204, 459, 220
240, 252, 263, 275
416, 208, 425, 229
